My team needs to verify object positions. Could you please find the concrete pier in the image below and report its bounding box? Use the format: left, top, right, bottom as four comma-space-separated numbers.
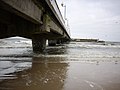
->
0, 0, 70, 52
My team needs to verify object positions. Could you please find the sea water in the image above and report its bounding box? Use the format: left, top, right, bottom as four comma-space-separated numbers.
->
0, 37, 120, 90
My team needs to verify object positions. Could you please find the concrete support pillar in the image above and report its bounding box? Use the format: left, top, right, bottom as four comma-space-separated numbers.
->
32, 37, 46, 53
61, 39, 70, 44
56, 40, 61, 44
48, 40, 56, 46
60, 39, 64, 44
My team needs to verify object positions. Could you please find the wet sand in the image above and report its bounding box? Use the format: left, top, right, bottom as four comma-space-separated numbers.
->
0, 58, 120, 90
0, 40, 120, 90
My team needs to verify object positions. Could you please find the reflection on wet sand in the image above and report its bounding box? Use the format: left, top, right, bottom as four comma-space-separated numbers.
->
63, 62, 120, 90
0, 57, 68, 90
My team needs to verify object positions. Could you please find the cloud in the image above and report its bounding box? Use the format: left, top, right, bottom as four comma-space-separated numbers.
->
57, 0, 120, 41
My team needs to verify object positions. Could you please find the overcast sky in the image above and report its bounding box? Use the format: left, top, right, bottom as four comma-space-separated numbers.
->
57, 0, 120, 41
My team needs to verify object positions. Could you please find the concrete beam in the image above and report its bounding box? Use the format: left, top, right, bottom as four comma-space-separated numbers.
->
49, 18, 63, 35
42, 14, 63, 35
0, 0, 43, 24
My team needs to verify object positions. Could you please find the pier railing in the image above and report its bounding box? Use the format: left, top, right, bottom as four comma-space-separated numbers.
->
45, 0, 70, 37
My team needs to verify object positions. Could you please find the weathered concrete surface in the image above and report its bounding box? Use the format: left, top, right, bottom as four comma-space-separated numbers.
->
0, 0, 42, 24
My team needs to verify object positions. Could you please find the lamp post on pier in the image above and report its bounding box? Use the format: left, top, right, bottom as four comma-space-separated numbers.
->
61, 3, 67, 20
61, 3, 71, 37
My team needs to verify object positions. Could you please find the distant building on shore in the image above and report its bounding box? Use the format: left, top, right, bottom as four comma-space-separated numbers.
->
72, 38, 99, 42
